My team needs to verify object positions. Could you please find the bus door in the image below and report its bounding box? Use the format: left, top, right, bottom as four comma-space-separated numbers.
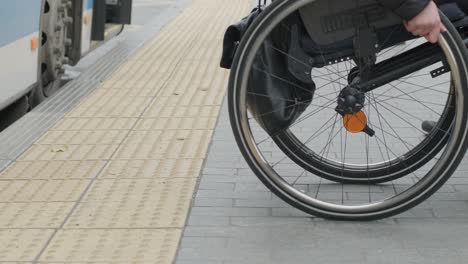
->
91, 0, 133, 41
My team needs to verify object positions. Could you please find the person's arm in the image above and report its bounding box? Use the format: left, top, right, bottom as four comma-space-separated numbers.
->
377, 0, 446, 43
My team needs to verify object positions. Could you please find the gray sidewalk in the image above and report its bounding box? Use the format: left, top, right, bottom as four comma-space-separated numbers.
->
176, 100, 468, 264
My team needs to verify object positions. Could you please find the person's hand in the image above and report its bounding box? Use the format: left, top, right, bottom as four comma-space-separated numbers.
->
404, 1, 446, 43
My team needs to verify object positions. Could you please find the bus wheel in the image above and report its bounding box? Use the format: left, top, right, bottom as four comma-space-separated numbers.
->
31, 0, 73, 107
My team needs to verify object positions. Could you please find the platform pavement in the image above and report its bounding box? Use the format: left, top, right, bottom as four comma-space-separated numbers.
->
0, 0, 250, 263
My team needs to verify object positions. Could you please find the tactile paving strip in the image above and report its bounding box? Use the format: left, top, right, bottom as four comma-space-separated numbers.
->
0, 160, 106, 180
52, 117, 137, 131
0, 202, 73, 228
39, 229, 181, 263
0, 229, 54, 261
19, 144, 120, 161
0, 180, 90, 202
0, 0, 250, 262
98, 159, 204, 179
114, 130, 213, 159
65, 178, 197, 228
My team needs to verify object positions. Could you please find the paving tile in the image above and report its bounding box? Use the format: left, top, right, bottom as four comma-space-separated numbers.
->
66, 96, 153, 118
187, 216, 231, 227
394, 208, 435, 218
82, 178, 197, 202
428, 192, 468, 201
234, 199, 290, 208
229, 217, 313, 227
114, 130, 212, 159
271, 207, 314, 218
65, 178, 197, 228
202, 167, 237, 175
98, 159, 204, 179
0, 202, 73, 228
180, 237, 229, 249
135, 117, 217, 130
0, 160, 106, 179
198, 182, 235, 191
196, 190, 272, 199
0, 229, 54, 261
0, 180, 90, 202
200, 175, 262, 184
52, 117, 137, 131
433, 207, 468, 218
190, 207, 271, 217
19, 144, 119, 161
37, 130, 129, 145
177, 260, 225, 264
194, 198, 234, 207
39, 229, 181, 263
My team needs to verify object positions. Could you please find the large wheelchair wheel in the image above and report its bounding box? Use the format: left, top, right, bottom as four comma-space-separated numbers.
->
228, 0, 468, 220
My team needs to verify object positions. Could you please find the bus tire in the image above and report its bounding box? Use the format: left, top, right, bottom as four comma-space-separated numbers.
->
31, 0, 73, 107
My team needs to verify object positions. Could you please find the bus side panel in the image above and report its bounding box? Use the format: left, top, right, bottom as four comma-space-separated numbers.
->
81, 0, 94, 55
0, 1, 41, 110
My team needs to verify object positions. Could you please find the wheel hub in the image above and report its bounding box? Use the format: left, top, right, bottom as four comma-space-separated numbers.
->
335, 85, 375, 136
335, 86, 365, 115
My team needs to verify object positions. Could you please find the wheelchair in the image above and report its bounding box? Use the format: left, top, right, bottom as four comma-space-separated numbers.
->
225, 0, 468, 220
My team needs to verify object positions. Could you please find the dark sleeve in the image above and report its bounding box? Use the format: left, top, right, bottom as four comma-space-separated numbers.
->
376, 0, 431, 20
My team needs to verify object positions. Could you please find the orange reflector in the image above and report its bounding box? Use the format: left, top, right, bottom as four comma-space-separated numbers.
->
30, 36, 38, 51
343, 111, 367, 133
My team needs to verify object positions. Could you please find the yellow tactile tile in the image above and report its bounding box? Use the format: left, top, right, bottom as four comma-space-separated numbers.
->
83, 178, 197, 202
0, 160, 106, 179
135, 117, 218, 130
114, 130, 212, 159
143, 105, 222, 118
39, 229, 181, 263
66, 96, 153, 118
19, 144, 119, 161
86, 86, 161, 97
65, 178, 196, 228
0, 229, 54, 261
100, 66, 169, 91
1, 0, 251, 262
38, 130, 129, 145
0, 202, 72, 228
99, 159, 204, 179
52, 117, 137, 131
0, 180, 90, 202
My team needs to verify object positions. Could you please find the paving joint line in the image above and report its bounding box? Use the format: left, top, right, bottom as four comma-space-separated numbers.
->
173, 100, 235, 262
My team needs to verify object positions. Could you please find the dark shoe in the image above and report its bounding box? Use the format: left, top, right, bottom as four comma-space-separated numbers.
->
422, 120, 437, 133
